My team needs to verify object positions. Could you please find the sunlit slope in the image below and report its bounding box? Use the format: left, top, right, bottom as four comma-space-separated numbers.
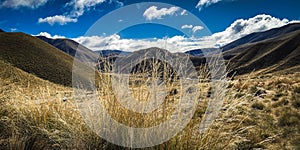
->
0, 32, 75, 86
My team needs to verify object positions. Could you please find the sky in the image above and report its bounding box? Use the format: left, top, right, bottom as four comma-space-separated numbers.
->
0, 0, 300, 52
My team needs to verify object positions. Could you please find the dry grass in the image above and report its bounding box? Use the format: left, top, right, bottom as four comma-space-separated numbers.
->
1, 54, 300, 149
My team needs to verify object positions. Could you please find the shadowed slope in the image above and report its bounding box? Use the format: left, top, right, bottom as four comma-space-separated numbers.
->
222, 23, 300, 51
184, 23, 300, 57
227, 29, 300, 75
36, 36, 99, 62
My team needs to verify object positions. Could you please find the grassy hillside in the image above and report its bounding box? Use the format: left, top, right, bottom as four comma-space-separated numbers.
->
0, 32, 75, 86
222, 23, 300, 51
37, 36, 99, 62
0, 58, 107, 149
226, 29, 300, 75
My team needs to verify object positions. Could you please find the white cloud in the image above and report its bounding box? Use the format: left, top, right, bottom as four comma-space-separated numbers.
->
42, 14, 298, 52
38, 15, 77, 25
10, 28, 17, 32
192, 26, 204, 32
35, 32, 66, 39
143, 6, 180, 21
205, 14, 300, 47
181, 24, 193, 29
196, 0, 222, 10
66, 0, 123, 17
1, 0, 49, 9
66, 0, 106, 17
180, 10, 187, 16
181, 25, 204, 33
38, 0, 122, 25
72, 34, 215, 52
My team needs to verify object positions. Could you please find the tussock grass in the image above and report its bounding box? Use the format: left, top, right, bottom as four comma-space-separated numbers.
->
1, 52, 300, 149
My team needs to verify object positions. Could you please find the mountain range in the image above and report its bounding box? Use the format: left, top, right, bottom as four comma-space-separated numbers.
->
226, 28, 300, 75
187, 23, 300, 75
36, 36, 99, 62
184, 23, 300, 57
222, 23, 300, 51
0, 23, 300, 86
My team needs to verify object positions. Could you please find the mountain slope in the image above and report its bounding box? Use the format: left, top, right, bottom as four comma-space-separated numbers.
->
37, 36, 99, 62
0, 59, 57, 88
184, 49, 204, 56
183, 23, 300, 57
95, 50, 131, 57
222, 23, 300, 51
227, 29, 300, 75
0, 32, 75, 86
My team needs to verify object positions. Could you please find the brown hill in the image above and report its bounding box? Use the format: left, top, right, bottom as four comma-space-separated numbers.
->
0, 32, 75, 86
226, 29, 300, 75
36, 36, 99, 62
222, 23, 300, 51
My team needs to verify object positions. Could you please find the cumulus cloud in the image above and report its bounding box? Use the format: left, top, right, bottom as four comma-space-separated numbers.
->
192, 26, 204, 32
38, 0, 123, 25
51, 14, 299, 52
196, 0, 222, 10
206, 14, 300, 47
36, 32, 66, 39
66, 0, 106, 17
181, 24, 193, 29
72, 34, 215, 52
181, 24, 204, 33
143, 6, 180, 20
1, 0, 49, 9
73, 34, 167, 51
10, 28, 17, 32
66, 0, 123, 17
180, 10, 187, 16
38, 15, 77, 25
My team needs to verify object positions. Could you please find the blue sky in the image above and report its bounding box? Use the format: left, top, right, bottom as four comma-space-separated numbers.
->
0, 0, 299, 51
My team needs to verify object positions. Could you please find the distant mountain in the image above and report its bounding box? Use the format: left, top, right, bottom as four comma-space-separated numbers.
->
183, 23, 300, 75
95, 50, 131, 57
184, 48, 223, 57
222, 23, 300, 51
36, 36, 98, 62
95, 24, 300, 76
227, 29, 300, 75
0, 32, 87, 86
0, 29, 4, 32
184, 49, 203, 56
37, 36, 131, 59
184, 23, 300, 57
97, 47, 183, 79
